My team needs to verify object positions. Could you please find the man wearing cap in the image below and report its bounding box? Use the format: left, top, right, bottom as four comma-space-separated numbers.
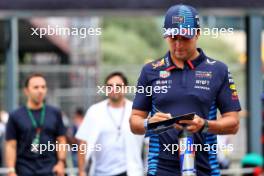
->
130, 4, 241, 176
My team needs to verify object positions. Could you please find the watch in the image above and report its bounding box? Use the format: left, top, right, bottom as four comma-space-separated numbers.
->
144, 118, 149, 130
201, 119, 209, 133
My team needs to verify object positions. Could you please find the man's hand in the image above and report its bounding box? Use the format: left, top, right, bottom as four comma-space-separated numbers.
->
148, 112, 171, 123
77, 140, 87, 176
79, 171, 87, 176
54, 136, 66, 176
5, 140, 17, 176
149, 112, 183, 131
179, 115, 205, 133
7, 172, 17, 176
52, 160, 65, 176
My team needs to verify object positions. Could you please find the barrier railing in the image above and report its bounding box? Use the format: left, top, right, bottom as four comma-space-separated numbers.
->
0, 167, 258, 175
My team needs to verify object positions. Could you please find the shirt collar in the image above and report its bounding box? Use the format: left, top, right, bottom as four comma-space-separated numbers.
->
164, 48, 206, 71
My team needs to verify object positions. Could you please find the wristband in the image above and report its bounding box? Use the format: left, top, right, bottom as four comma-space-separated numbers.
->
7, 167, 16, 173
201, 119, 209, 133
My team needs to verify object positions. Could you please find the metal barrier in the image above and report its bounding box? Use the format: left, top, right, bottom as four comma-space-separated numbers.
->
0, 167, 258, 175
0, 167, 79, 175
221, 167, 256, 175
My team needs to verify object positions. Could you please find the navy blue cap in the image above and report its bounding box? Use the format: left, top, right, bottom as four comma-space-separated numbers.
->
163, 4, 200, 38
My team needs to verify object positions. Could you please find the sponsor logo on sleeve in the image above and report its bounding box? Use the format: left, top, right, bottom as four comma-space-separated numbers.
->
228, 71, 239, 100
152, 58, 165, 69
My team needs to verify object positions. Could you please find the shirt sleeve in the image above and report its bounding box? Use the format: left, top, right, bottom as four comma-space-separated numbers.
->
216, 67, 241, 114
5, 113, 17, 140
132, 65, 152, 112
55, 110, 66, 137
75, 107, 98, 142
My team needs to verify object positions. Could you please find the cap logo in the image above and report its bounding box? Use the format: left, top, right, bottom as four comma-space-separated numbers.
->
172, 16, 185, 24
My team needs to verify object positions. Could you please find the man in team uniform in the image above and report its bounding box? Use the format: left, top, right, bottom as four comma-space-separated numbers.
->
130, 4, 241, 176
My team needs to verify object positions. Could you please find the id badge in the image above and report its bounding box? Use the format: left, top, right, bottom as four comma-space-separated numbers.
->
31, 130, 40, 153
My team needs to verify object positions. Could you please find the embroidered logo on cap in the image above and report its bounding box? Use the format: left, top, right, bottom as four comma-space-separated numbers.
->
172, 16, 185, 24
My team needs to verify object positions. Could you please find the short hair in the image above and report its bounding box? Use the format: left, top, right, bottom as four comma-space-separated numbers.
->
24, 73, 46, 88
104, 72, 128, 86
75, 107, 84, 117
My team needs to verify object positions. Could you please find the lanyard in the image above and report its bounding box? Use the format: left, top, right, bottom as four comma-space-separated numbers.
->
27, 104, 46, 129
106, 101, 126, 140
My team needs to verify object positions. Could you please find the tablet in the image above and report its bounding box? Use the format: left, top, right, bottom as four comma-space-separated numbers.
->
147, 112, 195, 134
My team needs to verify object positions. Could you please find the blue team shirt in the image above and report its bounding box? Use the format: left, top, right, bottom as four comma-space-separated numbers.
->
6, 105, 66, 176
132, 48, 241, 176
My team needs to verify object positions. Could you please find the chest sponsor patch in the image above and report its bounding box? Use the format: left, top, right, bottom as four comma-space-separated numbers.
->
159, 71, 170, 78
195, 71, 212, 79
194, 79, 210, 91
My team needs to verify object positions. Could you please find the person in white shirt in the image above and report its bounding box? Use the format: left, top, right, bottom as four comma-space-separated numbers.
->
76, 72, 144, 176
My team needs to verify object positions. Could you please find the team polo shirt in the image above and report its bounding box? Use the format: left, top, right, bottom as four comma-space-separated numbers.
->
132, 48, 241, 176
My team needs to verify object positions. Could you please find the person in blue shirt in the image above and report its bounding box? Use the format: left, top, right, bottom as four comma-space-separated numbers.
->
5, 73, 67, 176
130, 4, 241, 176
